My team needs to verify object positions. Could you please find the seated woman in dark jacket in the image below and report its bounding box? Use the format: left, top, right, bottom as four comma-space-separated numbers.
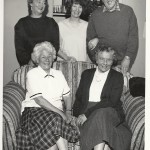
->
73, 45, 131, 150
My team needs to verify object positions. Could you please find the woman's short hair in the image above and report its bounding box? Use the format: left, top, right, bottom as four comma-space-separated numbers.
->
65, 0, 86, 16
71, 0, 85, 8
31, 41, 56, 64
27, 0, 48, 16
95, 44, 117, 66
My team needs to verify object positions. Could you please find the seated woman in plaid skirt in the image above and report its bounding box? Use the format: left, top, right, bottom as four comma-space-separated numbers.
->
16, 41, 80, 150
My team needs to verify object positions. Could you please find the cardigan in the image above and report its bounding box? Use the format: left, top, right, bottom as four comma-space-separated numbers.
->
73, 68, 125, 123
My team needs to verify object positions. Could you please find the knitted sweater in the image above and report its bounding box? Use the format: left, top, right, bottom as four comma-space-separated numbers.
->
15, 16, 59, 66
87, 3, 138, 67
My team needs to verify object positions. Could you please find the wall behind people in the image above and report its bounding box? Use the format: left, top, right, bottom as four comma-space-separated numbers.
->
3, 0, 145, 86
121, 0, 146, 77
4, 0, 26, 86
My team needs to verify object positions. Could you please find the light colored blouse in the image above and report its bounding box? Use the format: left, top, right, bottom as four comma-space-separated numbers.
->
89, 67, 110, 102
58, 18, 88, 61
22, 66, 70, 112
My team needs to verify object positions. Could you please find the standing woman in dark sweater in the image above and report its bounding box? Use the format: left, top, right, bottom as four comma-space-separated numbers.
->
15, 0, 61, 66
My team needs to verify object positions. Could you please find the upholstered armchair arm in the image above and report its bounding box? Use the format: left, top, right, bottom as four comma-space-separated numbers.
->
3, 81, 26, 149
122, 91, 145, 150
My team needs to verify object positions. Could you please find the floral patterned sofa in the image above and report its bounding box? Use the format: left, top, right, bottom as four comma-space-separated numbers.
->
3, 61, 144, 150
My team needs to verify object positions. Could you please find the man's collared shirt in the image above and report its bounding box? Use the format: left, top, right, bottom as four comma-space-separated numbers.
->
103, 1, 120, 12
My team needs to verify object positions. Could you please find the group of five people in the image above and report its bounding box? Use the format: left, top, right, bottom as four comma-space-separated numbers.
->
15, 0, 138, 150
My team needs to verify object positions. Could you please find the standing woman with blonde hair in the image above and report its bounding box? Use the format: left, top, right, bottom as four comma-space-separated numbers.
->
15, 0, 60, 66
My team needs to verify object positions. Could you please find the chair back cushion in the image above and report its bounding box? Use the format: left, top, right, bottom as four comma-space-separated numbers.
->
11, 65, 34, 90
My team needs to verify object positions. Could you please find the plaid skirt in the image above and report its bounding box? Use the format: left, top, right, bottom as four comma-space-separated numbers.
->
16, 107, 80, 150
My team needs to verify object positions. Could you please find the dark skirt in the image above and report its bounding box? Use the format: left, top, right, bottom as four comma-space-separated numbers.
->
16, 107, 80, 150
79, 107, 131, 150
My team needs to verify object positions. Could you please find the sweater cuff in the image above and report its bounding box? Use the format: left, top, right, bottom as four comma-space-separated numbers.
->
125, 51, 134, 60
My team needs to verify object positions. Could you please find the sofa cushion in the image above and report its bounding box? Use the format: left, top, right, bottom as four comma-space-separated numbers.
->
122, 92, 145, 150
3, 81, 26, 149
129, 77, 145, 97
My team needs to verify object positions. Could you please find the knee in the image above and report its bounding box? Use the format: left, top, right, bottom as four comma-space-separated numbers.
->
94, 107, 114, 117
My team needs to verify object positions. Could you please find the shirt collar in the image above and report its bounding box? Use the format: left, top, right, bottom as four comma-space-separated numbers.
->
38, 66, 55, 78
103, 1, 120, 12
95, 67, 110, 77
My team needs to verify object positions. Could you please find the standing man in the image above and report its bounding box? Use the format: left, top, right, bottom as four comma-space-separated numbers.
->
87, 0, 138, 74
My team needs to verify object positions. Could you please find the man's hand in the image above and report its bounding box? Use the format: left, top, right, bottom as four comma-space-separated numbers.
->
88, 38, 99, 50
121, 56, 130, 75
76, 114, 87, 126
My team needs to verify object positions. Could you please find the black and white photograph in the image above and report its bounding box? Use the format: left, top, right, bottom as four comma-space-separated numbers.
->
2, 0, 149, 150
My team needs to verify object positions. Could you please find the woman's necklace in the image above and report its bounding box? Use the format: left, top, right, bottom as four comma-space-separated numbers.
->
95, 75, 101, 82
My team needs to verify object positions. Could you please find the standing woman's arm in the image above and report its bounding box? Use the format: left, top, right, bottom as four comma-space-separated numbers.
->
15, 19, 31, 66
50, 18, 60, 55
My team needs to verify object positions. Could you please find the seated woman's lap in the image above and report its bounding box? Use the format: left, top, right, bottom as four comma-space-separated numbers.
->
79, 107, 131, 150
17, 108, 80, 149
